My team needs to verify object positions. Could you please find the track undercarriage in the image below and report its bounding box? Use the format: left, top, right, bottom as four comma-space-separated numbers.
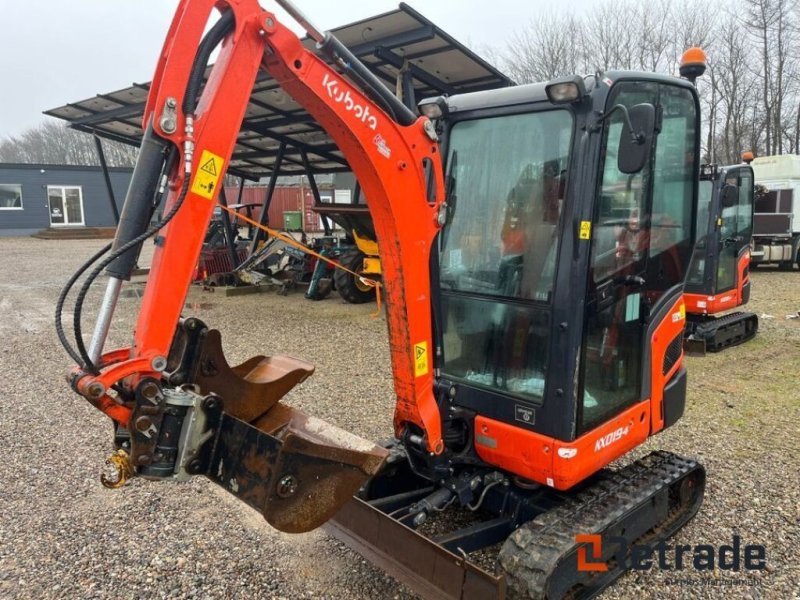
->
328, 447, 705, 600
685, 311, 758, 354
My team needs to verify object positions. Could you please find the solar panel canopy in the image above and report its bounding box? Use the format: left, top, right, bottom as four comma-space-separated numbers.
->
46, 3, 511, 180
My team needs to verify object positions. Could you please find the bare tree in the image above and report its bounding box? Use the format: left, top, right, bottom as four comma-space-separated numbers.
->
502, 13, 585, 83
751, 0, 800, 155
0, 121, 137, 166
633, 1, 673, 73
495, 0, 800, 160
583, 2, 633, 72
711, 14, 761, 162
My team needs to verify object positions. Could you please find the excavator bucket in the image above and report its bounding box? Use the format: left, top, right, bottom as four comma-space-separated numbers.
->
165, 320, 388, 533
208, 404, 388, 533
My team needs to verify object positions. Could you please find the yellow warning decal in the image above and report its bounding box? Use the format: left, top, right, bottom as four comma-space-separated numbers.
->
191, 150, 225, 200
579, 221, 592, 240
672, 303, 686, 323
414, 341, 428, 377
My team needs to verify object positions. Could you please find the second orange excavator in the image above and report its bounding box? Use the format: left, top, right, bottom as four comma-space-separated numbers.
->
684, 157, 758, 353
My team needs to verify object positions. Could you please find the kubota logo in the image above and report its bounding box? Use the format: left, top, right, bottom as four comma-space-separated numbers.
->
594, 425, 630, 452
322, 73, 378, 130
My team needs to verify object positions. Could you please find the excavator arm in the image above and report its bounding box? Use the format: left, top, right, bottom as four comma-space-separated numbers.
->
61, 0, 446, 532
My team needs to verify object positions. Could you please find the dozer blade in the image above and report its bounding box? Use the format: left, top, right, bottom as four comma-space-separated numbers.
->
683, 335, 707, 356
206, 404, 388, 533
326, 451, 704, 600
165, 320, 388, 533
327, 497, 506, 600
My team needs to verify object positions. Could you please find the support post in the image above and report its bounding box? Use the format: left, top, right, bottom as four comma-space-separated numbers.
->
248, 141, 286, 256
94, 135, 120, 225
217, 187, 241, 270
300, 150, 331, 235
401, 69, 416, 110
235, 176, 246, 205
234, 176, 251, 239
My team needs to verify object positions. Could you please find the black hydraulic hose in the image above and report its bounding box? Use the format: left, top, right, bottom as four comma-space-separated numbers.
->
55, 242, 113, 365
183, 10, 235, 114
102, 10, 236, 280
65, 10, 237, 375
55, 147, 177, 369
73, 176, 191, 374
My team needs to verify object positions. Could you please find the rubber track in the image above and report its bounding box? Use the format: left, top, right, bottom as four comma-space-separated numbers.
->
694, 311, 758, 352
498, 451, 704, 600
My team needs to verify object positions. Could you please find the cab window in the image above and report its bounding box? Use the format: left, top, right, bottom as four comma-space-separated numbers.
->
439, 110, 573, 403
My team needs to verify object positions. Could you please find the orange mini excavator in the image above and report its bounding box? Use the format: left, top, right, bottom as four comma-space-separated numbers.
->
684, 158, 758, 353
56, 1, 707, 597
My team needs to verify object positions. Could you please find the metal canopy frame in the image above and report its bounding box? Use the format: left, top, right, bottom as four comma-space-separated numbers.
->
45, 3, 511, 182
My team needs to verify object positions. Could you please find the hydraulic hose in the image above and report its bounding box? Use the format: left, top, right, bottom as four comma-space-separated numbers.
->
318, 34, 417, 126
73, 175, 191, 374
55, 242, 112, 365
60, 10, 237, 375
108, 10, 235, 281
183, 10, 236, 115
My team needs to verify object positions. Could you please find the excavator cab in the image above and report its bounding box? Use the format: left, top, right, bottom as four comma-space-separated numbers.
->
684, 162, 758, 352
430, 76, 698, 471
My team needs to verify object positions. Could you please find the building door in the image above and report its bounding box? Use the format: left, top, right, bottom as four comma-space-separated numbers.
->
48, 186, 85, 226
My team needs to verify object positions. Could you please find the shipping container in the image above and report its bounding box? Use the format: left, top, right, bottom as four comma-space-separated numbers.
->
223, 184, 333, 233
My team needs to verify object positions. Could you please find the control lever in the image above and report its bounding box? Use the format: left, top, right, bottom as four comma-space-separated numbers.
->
614, 275, 645, 287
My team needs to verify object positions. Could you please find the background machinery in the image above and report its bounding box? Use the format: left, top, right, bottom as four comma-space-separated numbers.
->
312, 197, 380, 303
684, 159, 758, 352
56, 1, 708, 597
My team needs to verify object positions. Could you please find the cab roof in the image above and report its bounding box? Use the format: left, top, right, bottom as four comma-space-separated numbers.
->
445, 70, 695, 114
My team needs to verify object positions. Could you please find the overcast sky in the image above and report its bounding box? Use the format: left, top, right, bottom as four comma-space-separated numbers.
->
0, 0, 591, 139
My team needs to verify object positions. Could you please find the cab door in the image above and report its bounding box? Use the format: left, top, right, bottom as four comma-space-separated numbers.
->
580, 82, 698, 434
715, 166, 754, 295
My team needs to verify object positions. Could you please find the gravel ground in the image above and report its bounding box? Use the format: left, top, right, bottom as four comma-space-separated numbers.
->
0, 236, 798, 599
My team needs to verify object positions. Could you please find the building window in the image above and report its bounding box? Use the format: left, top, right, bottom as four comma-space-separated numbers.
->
0, 184, 23, 209
47, 185, 85, 226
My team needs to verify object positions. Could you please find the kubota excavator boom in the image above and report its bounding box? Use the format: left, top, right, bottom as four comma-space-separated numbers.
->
57, 2, 707, 597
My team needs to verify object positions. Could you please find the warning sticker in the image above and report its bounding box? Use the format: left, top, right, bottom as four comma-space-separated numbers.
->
191, 150, 224, 200
413, 341, 428, 377
579, 221, 592, 240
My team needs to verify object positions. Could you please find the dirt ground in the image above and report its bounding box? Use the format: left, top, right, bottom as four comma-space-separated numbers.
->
0, 236, 798, 599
